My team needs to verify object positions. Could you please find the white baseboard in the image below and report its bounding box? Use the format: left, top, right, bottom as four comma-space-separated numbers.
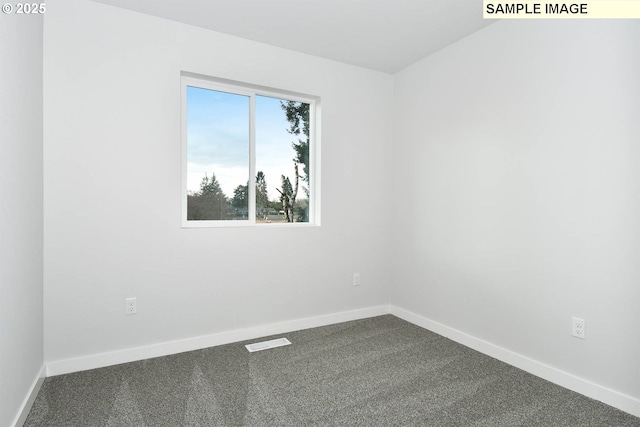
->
389, 305, 640, 418
45, 305, 389, 377
12, 365, 45, 427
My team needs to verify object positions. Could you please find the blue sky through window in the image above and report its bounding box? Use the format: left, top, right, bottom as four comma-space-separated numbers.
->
186, 86, 301, 201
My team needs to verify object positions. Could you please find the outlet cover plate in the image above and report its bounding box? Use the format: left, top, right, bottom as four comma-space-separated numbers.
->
572, 317, 585, 339
126, 297, 137, 315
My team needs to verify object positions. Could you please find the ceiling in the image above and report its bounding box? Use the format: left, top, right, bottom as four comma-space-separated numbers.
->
90, 0, 495, 74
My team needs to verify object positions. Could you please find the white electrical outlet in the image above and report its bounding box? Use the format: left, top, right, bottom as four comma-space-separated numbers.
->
572, 317, 585, 339
125, 297, 137, 315
353, 272, 361, 286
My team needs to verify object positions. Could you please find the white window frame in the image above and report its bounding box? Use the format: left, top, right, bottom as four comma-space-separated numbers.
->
181, 72, 321, 228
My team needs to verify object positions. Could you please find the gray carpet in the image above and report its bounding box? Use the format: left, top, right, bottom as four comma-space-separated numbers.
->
24, 315, 640, 426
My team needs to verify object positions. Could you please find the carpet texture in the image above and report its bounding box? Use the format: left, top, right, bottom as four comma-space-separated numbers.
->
24, 315, 640, 426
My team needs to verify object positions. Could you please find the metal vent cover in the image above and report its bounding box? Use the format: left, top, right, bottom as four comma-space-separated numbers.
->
245, 337, 292, 352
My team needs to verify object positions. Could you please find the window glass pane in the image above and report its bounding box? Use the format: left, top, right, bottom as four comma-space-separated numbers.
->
256, 95, 310, 223
186, 86, 250, 220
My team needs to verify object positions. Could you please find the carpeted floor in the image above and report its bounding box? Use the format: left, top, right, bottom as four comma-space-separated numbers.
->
25, 315, 640, 426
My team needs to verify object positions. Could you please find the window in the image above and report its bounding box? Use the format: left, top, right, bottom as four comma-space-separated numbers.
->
181, 74, 320, 227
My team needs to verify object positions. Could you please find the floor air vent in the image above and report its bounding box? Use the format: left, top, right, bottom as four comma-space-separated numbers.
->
245, 338, 292, 352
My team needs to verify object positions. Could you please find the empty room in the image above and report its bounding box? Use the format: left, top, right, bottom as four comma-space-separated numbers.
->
2, 0, 639, 425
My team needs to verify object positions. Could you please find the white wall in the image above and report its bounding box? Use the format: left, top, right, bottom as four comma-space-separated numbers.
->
43, 0, 392, 367
0, 12, 44, 427
392, 20, 640, 410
